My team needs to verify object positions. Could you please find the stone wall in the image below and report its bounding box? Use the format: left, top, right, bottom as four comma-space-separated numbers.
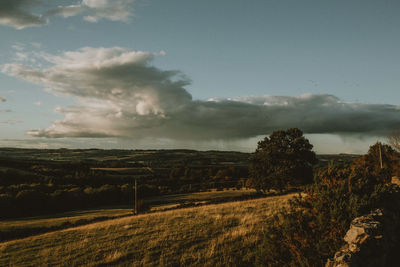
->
326, 187, 400, 267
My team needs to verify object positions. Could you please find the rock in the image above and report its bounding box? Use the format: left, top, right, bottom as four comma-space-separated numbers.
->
343, 212, 382, 245
325, 208, 398, 267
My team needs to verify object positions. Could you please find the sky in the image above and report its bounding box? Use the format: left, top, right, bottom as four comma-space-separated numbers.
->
0, 0, 400, 153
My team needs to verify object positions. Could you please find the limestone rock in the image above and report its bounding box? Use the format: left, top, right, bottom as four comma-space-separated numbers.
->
325, 208, 394, 267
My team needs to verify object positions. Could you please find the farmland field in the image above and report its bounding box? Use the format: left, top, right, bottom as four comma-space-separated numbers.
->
0, 193, 297, 267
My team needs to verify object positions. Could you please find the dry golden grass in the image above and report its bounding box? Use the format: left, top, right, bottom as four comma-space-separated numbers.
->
0, 193, 296, 267
0, 208, 132, 242
1, 189, 260, 242
147, 188, 259, 206
0, 208, 131, 231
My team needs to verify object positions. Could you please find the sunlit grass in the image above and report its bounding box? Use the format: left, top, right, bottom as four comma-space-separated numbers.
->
0, 208, 132, 242
1, 189, 260, 242
0, 193, 296, 266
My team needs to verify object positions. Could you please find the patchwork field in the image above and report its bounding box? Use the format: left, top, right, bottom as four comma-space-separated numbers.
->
0, 192, 296, 267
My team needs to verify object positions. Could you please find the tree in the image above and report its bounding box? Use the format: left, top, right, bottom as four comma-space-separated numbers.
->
387, 132, 400, 176
366, 142, 395, 171
348, 142, 395, 192
388, 131, 400, 152
249, 128, 317, 192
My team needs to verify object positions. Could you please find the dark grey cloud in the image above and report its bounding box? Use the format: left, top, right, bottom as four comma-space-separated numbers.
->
0, 0, 47, 29
2, 47, 400, 140
0, 0, 135, 29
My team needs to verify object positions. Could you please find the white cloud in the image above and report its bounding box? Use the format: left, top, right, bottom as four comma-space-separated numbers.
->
48, 0, 135, 23
3, 46, 400, 141
49, 4, 84, 18
15, 52, 29, 61
31, 42, 42, 48
12, 43, 25, 51
0, 119, 21, 124
82, 0, 134, 22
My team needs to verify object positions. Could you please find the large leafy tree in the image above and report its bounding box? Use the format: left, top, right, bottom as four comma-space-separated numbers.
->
249, 128, 317, 192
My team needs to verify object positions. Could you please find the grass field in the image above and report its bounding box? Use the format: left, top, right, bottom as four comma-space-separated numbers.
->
1, 189, 261, 242
0, 192, 297, 266
0, 208, 132, 242
147, 188, 261, 209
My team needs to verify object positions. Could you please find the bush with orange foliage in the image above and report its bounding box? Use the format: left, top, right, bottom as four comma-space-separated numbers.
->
255, 143, 396, 266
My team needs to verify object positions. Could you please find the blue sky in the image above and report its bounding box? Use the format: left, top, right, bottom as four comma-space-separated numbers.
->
0, 0, 400, 153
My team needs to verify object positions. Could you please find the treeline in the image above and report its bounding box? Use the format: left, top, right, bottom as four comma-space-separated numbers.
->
0, 184, 131, 218
0, 157, 249, 218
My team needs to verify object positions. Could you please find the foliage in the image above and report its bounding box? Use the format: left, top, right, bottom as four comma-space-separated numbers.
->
0, 151, 249, 218
249, 128, 317, 192
255, 142, 396, 266
387, 130, 400, 152
349, 142, 396, 193
367, 142, 396, 170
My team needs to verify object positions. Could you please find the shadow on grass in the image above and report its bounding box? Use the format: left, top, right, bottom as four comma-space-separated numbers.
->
0, 213, 133, 243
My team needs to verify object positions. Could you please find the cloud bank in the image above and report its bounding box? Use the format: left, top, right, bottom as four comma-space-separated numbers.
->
0, 0, 135, 29
3, 47, 400, 140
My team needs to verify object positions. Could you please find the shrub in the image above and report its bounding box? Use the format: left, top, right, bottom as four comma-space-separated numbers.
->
255, 161, 393, 266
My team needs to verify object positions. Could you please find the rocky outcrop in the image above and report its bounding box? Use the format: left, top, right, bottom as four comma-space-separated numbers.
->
326, 187, 400, 267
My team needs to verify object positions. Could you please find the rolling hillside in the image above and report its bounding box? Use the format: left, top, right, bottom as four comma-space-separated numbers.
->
0, 193, 296, 267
